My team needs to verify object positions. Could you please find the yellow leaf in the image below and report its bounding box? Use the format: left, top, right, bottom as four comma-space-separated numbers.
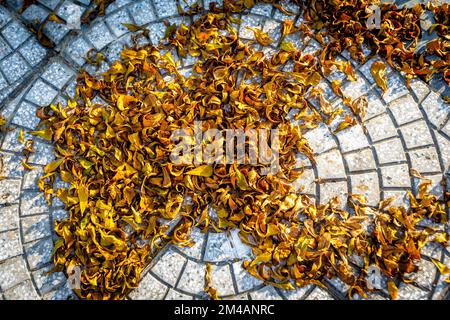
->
371, 61, 388, 92
186, 165, 213, 177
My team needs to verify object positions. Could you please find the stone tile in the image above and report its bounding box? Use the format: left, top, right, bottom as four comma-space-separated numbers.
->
43, 281, 77, 300
279, 285, 312, 300
178, 227, 205, 260
374, 138, 407, 164
341, 74, 371, 99
400, 120, 434, 149
3, 280, 40, 300
19, 37, 47, 67
435, 132, 450, 170
153, 0, 178, 18
209, 264, 235, 297
64, 37, 92, 66
86, 22, 115, 51
303, 123, 337, 154
405, 259, 437, 291
421, 92, 449, 128
319, 181, 348, 208
396, 283, 429, 300
251, 2, 273, 16
0, 53, 30, 83
389, 94, 422, 126
106, 9, 133, 37
32, 265, 66, 295
292, 168, 316, 195
382, 190, 410, 209
0, 151, 25, 178
378, 72, 408, 104
41, 62, 74, 89
129, 273, 168, 300
262, 19, 281, 46
249, 286, 282, 300
315, 149, 346, 180
24, 237, 53, 270
305, 287, 334, 300
380, 164, 411, 188
0, 36, 12, 60
21, 214, 51, 243
39, 0, 60, 10
0, 230, 22, 261
0, 204, 19, 232
359, 57, 392, 84
232, 261, 263, 293
204, 232, 235, 262
408, 147, 441, 173
21, 4, 49, 24
176, 260, 206, 296
12, 101, 40, 129
43, 21, 70, 44
409, 78, 430, 103
22, 166, 44, 190
148, 22, 166, 46
344, 149, 377, 172
239, 15, 264, 40
25, 79, 58, 107
27, 141, 55, 165
365, 113, 398, 142
0, 6, 12, 28
20, 191, 49, 216
228, 229, 253, 260
1, 20, 30, 49
164, 289, 193, 300
0, 179, 21, 205
413, 174, 444, 200
273, 0, 300, 21
350, 172, 380, 206
151, 249, 186, 286
128, 0, 156, 26
0, 256, 29, 290
335, 124, 369, 152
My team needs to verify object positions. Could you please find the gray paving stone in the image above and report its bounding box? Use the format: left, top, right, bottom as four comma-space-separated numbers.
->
292, 168, 316, 195
232, 261, 263, 293
64, 36, 92, 66
365, 113, 398, 142
305, 287, 334, 300
303, 123, 337, 154
273, 0, 300, 21
24, 237, 53, 270
374, 138, 407, 164
164, 288, 192, 300
435, 132, 450, 170
20, 191, 50, 216
3, 280, 39, 300
86, 22, 115, 51
19, 37, 47, 67
0, 204, 19, 232
378, 72, 409, 104
210, 264, 235, 297
21, 5, 49, 25
0, 151, 25, 178
0, 53, 30, 83
151, 249, 186, 286
315, 149, 346, 180
396, 283, 429, 300
0, 36, 12, 60
342, 74, 371, 99
344, 149, 377, 172
421, 92, 449, 128
106, 9, 133, 37
12, 101, 40, 129
21, 213, 51, 243
153, 0, 178, 18
32, 265, 66, 295
22, 166, 44, 190
43, 281, 77, 300
27, 141, 55, 165
43, 21, 70, 44
239, 15, 264, 40
400, 120, 434, 149
0, 230, 22, 261
350, 172, 380, 206
0, 6, 12, 29
204, 232, 236, 262
380, 164, 411, 188
279, 285, 312, 300
178, 226, 205, 260
39, 0, 60, 10
335, 123, 369, 153
382, 190, 410, 209
251, 3, 273, 16
389, 94, 423, 126
249, 286, 282, 300
408, 147, 441, 173
41, 62, 74, 89
128, 0, 156, 26
0, 256, 29, 290
176, 260, 206, 296
0, 179, 21, 205
129, 272, 168, 300
1, 20, 30, 49
25, 79, 58, 107
409, 78, 430, 103
319, 181, 348, 207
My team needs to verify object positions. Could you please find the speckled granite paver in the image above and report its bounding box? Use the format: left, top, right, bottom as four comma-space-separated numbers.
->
0, 0, 449, 300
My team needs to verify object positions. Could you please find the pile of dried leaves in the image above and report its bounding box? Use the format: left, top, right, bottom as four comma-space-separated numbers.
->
30, 0, 449, 300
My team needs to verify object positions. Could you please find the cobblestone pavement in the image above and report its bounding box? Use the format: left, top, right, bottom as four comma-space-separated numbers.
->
0, 0, 449, 300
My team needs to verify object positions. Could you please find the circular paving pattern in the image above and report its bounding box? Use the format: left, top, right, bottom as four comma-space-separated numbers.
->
0, 0, 449, 300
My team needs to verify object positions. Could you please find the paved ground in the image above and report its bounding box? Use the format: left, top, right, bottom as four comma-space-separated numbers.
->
0, 0, 449, 300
